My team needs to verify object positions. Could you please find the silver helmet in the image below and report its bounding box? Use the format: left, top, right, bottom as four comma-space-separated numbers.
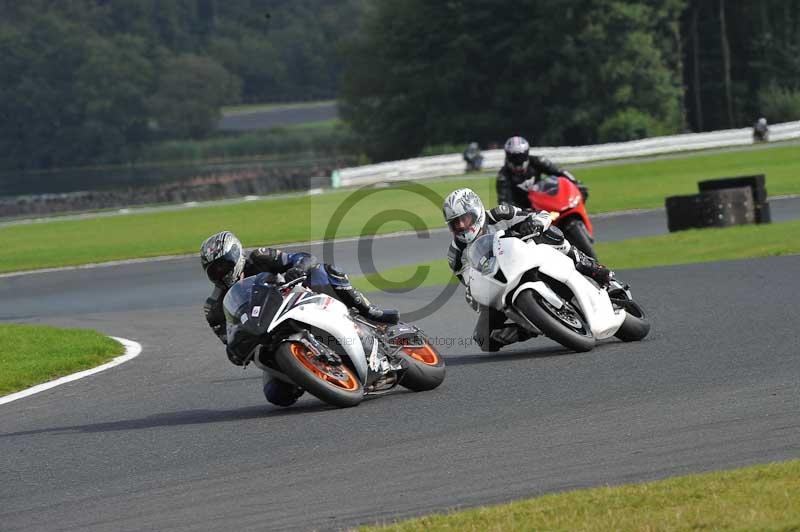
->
443, 188, 486, 244
200, 231, 245, 287
504, 136, 530, 174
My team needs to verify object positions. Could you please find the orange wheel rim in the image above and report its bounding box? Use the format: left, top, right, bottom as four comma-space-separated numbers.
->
403, 343, 440, 366
289, 343, 359, 391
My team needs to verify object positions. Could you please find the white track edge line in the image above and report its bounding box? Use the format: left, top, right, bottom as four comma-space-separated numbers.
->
0, 336, 142, 406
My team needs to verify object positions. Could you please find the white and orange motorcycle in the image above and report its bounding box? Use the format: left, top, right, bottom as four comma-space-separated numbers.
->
223, 273, 445, 408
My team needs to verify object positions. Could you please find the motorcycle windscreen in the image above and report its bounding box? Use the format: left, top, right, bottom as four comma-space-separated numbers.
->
223, 273, 283, 357
466, 234, 499, 276
532, 175, 560, 196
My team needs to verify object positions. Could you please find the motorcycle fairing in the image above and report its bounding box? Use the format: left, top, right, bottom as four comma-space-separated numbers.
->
468, 233, 625, 340
528, 175, 594, 236
267, 288, 370, 382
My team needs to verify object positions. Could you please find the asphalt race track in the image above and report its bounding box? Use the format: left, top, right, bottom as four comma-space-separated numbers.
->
1, 205, 799, 531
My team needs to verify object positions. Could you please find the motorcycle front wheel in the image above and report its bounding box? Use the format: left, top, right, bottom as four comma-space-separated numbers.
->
563, 219, 597, 259
396, 341, 446, 392
276, 341, 364, 408
514, 289, 595, 352
612, 298, 651, 342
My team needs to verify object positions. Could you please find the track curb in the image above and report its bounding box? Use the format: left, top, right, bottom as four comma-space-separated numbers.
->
0, 336, 142, 406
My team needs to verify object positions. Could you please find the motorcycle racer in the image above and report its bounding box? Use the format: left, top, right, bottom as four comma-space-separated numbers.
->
443, 188, 612, 352
497, 135, 587, 208
200, 231, 399, 405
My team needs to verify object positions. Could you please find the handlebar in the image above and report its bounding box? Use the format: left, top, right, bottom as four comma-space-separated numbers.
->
279, 275, 307, 291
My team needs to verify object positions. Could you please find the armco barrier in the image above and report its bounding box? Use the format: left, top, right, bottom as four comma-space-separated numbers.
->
335, 121, 800, 188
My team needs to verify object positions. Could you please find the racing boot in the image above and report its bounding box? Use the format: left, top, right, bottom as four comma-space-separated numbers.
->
326, 266, 399, 324
264, 377, 304, 407
569, 247, 614, 287
334, 284, 399, 324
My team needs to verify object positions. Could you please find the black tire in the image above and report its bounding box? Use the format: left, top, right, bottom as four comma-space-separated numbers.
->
275, 342, 364, 408
396, 342, 446, 392
514, 289, 595, 352
564, 219, 597, 259
613, 300, 651, 342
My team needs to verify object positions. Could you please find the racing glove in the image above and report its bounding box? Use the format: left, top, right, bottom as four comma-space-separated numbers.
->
283, 266, 306, 283
517, 211, 552, 238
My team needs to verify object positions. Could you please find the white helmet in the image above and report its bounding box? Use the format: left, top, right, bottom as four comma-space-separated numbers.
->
443, 188, 486, 244
504, 136, 530, 174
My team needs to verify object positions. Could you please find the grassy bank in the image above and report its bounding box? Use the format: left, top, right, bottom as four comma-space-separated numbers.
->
221, 99, 336, 115
361, 460, 800, 531
0, 324, 123, 396
352, 219, 800, 292
0, 143, 797, 274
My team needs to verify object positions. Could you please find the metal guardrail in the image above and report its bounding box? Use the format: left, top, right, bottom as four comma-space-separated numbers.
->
334, 121, 800, 187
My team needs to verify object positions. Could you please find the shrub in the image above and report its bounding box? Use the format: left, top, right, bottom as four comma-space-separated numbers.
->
759, 85, 800, 123
597, 108, 669, 142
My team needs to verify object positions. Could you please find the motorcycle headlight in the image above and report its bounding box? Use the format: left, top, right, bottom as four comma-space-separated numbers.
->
568, 195, 581, 209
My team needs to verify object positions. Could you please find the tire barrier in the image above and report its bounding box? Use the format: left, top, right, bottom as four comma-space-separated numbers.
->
666, 186, 755, 232
665, 172, 774, 232
697, 174, 771, 224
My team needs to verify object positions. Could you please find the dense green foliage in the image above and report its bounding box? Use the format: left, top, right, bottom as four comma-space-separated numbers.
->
0, 0, 362, 170
2, 1, 800, 171
342, 0, 800, 160
684, 0, 800, 131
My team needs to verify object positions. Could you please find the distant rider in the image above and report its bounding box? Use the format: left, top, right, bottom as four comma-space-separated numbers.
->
200, 231, 398, 405
753, 117, 769, 142
443, 188, 612, 352
497, 136, 587, 208
463, 142, 483, 172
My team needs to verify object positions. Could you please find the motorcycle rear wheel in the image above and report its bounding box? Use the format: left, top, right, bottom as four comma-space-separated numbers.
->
276, 342, 364, 408
396, 342, 446, 392
514, 289, 595, 352
564, 219, 597, 259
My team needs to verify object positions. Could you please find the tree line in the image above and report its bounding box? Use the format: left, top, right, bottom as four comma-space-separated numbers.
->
1, 1, 799, 172
0, 0, 362, 171
341, 0, 800, 161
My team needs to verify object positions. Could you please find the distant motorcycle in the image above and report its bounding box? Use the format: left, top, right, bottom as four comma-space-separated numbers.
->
464, 228, 649, 353
223, 273, 445, 408
527, 175, 596, 258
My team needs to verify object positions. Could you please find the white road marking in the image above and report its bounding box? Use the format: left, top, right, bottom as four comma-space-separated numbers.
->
0, 336, 142, 406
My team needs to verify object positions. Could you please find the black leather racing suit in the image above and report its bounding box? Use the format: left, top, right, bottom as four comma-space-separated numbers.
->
204, 247, 397, 348
203, 247, 320, 344
496, 155, 581, 209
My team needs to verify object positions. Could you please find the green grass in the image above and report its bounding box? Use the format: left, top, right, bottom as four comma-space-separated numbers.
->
361, 460, 800, 531
352, 219, 800, 292
1, 143, 798, 274
221, 99, 336, 115
576, 143, 800, 212
0, 324, 124, 396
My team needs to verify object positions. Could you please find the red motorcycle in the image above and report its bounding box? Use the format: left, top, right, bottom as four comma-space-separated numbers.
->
527, 175, 596, 258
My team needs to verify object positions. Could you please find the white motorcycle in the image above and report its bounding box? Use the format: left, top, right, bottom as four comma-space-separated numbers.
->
223, 273, 445, 408
464, 229, 650, 352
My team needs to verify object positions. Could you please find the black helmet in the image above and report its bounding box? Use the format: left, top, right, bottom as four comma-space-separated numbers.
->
504, 136, 530, 174
200, 231, 245, 287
